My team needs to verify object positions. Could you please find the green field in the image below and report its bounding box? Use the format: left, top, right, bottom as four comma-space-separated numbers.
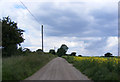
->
2, 53, 56, 80
63, 56, 120, 81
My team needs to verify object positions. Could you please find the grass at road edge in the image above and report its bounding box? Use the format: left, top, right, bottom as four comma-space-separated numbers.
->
2, 53, 56, 80
62, 56, 120, 81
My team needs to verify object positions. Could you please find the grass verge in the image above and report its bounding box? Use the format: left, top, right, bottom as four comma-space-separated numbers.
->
62, 56, 120, 81
2, 52, 56, 80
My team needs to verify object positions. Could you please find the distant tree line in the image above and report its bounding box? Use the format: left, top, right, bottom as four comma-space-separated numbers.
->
49, 44, 77, 57
1, 16, 115, 58
49, 44, 68, 57
48, 45, 114, 57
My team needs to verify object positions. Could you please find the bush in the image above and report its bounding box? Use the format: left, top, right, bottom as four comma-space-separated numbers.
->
36, 49, 43, 55
70, 52, 76, 56
78, 55, 82, 57
49, 49, 56, 55
104, 52, 113, 57
36, 49, 43, 52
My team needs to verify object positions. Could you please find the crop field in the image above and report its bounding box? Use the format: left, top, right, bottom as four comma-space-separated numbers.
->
63, 56, 120, 81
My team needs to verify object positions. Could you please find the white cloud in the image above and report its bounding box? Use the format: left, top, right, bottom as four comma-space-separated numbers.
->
104, 36, 118, 56
106, 36, 118, 48
1, 0, 118, 56
21, 35, 107, 56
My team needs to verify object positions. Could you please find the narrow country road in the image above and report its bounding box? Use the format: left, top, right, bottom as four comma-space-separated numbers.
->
25, 57, 91, 80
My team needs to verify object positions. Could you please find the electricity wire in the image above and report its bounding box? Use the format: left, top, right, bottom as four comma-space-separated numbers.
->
18, 0, 40, 25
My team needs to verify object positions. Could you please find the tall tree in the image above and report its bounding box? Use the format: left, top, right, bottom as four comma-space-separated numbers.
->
57, 44, 68, 57
1, 16, 24, 56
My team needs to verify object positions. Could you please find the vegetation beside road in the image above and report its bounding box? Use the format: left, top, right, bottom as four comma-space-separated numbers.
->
2, 52, 56, 80
1, 16, 59, 81
63, 56, 120, 81
2, 16, 119, 81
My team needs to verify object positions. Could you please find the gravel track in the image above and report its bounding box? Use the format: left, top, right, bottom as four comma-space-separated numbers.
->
25, 57, 91, 80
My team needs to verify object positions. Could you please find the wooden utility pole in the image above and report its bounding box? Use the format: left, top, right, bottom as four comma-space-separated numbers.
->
41, 25, 44, 52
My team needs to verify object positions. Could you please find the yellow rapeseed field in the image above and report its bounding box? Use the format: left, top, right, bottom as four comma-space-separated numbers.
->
73, 56, 119, 64
63, 56, 120, 80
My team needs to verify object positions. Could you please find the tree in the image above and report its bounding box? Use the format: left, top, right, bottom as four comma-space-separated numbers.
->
49, 49, 55, 55
78, 55, 82, 57
36, 49, 43, 54
1, 16, 24, 56
57, 44, 68, 57
104, 52, 113, 57
36, 49, 43, 52
23, 48, 31, 54
20, 48, 31, 56
17, 47, 23, 55
70, 52, 76, 56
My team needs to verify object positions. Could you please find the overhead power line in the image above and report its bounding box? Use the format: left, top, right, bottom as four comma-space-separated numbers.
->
18, 0, 44, 52
18, 0, 40, 24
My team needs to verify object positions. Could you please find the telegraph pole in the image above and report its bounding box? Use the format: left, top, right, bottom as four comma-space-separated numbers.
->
54, 46, 56, 52
41, 25, 44, 52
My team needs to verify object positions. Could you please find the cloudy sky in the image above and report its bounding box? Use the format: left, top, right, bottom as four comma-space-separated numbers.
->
0, 0, 119, 56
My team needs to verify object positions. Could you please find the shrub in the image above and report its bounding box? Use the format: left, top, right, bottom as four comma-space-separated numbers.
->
78, 55, 82, 57
49, 49, 56, 55
36, 49, 43, 55
104, 52, 113, 57
70, 52, 76, 56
